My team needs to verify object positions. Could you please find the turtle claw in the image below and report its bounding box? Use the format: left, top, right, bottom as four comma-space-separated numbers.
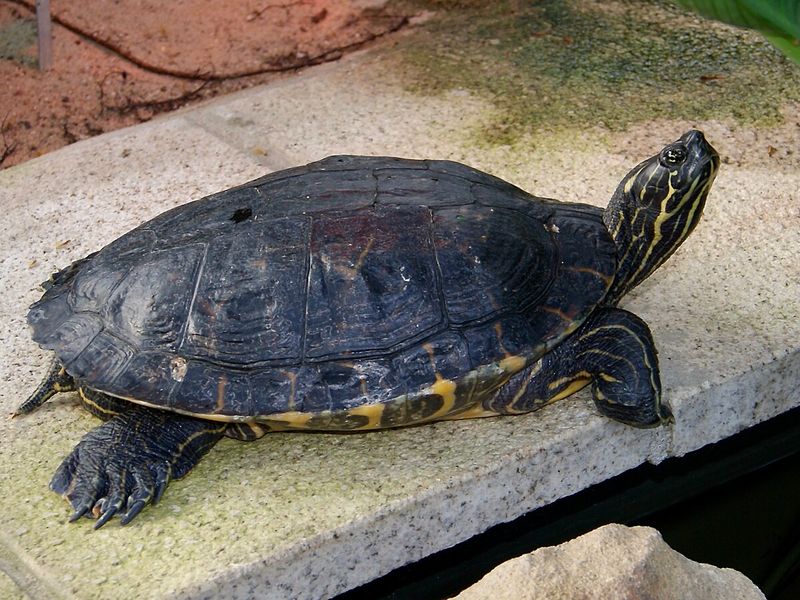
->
94, 501, 121, 530
121, 499, 147, 526
119, 467, 155, 525
69, 503, 91, 523
152, 462, 171, 506
93, 470, 127, 529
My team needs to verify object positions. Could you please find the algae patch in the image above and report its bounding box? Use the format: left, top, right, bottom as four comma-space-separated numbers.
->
391, 0, 800, 146
0, 18, 36, 67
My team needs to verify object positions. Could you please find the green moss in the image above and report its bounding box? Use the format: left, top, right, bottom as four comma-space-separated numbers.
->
390, 0, 800, 146
0, 18, 37, 67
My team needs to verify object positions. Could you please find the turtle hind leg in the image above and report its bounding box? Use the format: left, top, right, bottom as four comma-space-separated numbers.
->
490, 307, 670, 427
13, 357, 76, 416
51, 404, 226, 528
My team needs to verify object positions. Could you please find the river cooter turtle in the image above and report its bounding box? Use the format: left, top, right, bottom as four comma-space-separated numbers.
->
17, 130, 719, 528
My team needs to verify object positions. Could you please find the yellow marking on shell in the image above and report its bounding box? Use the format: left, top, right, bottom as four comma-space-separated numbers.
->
483, 382, 507, 412
423, 342, 437, 366
566, 265, 614, 287
428, 376, 458, 420
215, 376, 227, 413
260, 410, 314, 428
541, 306, 576, 322
432, 376, 456, 401
282, 370, 298, 411
421, 342, 452, 395
413, 338, 462, 422
78, 387, 120, 418
444, 405, 499, 420
250, 423, 268, 436
94, 392, 249, 422
499, 355, 526, 374
355, 238, 375, 271
234, 422, 268, 439
494, 322, 510, 356
346, 403, 386, 430
334, 238, 375, 280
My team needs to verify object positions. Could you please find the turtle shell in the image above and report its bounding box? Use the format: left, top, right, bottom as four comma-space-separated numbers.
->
29, 156, 617, 429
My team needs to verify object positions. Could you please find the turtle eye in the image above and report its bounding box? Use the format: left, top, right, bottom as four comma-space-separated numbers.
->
661, 145, 688, 167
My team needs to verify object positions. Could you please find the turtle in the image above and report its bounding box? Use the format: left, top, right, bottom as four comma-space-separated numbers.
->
16, 130, 719, 528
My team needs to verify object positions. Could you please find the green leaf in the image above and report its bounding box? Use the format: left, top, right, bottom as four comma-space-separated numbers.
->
673, 0, 800, 63
764, 33, 800, 64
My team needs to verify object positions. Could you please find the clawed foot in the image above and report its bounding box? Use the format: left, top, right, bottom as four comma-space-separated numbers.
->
50, 423, 173, 529
49, 406, 225, 529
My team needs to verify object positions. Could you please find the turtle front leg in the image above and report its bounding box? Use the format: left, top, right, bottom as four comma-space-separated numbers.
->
489, 307, 671, 427
51, 401, 226, 528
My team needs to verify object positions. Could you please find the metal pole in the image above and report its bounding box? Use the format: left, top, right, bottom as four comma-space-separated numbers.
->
36, 0, 52, 70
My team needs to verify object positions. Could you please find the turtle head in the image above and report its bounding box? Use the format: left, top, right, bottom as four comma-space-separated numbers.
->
603, 130, 719, 305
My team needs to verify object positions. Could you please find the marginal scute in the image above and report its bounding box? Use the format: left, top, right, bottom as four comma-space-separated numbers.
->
171, 362, 252, 416
390, 331, 471, 394
258, 169, 377, 216
67, 331, 135, 385
315, 154, 427, 172
376, 170, 473, 206
105, 351, 177, 402
31, 309, 104, 366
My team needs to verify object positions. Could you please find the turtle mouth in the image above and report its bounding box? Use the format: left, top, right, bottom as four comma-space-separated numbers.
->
680, 129, 720, 175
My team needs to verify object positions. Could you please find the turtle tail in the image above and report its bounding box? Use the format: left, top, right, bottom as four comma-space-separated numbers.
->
13, 357, 76, 417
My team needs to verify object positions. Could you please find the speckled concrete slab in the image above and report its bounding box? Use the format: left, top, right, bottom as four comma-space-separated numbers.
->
1, 46, 798, 600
